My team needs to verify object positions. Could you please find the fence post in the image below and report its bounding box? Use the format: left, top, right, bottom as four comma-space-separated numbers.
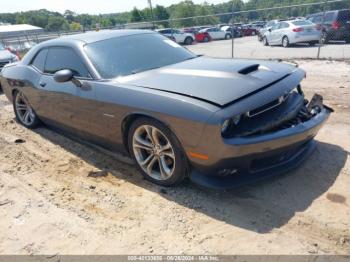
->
231, 3, 235, 58
317, 0, 328, 59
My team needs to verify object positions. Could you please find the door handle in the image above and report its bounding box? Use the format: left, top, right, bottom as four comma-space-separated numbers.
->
39, 81, 46, 87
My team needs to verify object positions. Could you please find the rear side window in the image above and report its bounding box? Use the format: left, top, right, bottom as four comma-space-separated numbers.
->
338, 10, 350, 22
279, 22, 290, 28
31, 49, 48, 72
324, 12, 336, 22
292, 20, 313, 26
44, 47, 90, 78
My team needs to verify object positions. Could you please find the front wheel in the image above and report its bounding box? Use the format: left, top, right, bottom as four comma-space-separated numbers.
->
184, 37, 193, 45
321, 31, 329, 44
13, 91, 40, 128
225, 34, 232, 40
128, 117, 188, 186
203, 36, 209, 42
282, 36, 290, 47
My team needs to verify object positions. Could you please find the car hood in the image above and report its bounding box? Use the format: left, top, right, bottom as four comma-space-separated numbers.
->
0, 49, 14, 62
117, 57, 301, 107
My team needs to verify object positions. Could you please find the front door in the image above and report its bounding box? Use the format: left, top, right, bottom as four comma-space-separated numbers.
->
37, 46, 95, 137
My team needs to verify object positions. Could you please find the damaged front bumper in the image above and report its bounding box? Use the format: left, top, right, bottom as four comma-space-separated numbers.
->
189, 94, 333, 189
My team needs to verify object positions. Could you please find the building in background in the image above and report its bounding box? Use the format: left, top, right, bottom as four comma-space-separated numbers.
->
0, 24, 44, 38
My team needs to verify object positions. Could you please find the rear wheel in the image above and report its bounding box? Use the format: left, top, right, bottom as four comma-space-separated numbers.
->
128, 117, 188, 186
184, 37, 193, 45
282, 36, 290, 47
263, 37, 269, 46
225, 33, 232, 40
203, 36, 209, 42
13, 91, 40, 128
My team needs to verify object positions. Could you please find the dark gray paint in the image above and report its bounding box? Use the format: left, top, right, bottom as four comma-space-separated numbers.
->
0, 30, 330, 185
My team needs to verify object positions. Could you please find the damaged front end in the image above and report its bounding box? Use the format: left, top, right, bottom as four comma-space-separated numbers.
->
189, 84, 333, 189
221, 86, 333, 138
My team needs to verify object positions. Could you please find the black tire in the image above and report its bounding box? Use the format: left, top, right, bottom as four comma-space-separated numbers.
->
184, 37, 193, 45
263, 37, 269, 46
321, 31, 329, 44
308, 41, 316, 46
13, 91, 40, 128
203, 36, 209, 42
128, 117, 188, 187
225, 33, 232, 40
282, 36, 290, 48
345, 37, 350, 44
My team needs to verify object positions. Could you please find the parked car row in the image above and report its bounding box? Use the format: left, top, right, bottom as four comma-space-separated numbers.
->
156, 22, 262, 45
258, 9, 350, 47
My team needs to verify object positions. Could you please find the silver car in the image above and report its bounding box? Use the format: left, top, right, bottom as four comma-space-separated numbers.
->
262, 20, 321, 47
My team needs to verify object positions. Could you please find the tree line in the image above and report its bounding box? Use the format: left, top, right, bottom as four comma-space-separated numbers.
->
0, 0, 348, 31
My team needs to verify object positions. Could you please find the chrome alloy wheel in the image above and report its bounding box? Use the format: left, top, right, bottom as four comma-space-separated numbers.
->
15, 92, 36, 126
132, 125, 176, 181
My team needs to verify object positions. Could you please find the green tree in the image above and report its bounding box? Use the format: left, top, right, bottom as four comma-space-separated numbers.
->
195, 2, 219, 26
171, 0, 196, 27
46, 16, 69, 31
69, 21, 82, 31
154, 5, 170, 27
130, 7, 143, 22
64, 10, 76, 24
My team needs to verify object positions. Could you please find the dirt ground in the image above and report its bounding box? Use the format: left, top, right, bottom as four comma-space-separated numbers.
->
0, 60, 349, 255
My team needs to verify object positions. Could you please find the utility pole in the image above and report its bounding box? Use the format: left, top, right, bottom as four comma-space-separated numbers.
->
148, 0, 155, 29
231, 1, 235, 58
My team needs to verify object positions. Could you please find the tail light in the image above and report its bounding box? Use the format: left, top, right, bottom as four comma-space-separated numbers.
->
293, 27, 304, 32
315, 24, 322, 30
332, 21, 340, 30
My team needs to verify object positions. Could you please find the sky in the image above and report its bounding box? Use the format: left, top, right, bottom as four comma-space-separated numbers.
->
0, 0, 230, 14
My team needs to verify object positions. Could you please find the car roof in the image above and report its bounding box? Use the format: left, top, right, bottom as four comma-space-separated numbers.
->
46, 29, 154, 45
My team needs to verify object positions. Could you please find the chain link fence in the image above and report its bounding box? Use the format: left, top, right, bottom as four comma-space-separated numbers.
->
0, 0, 349, 60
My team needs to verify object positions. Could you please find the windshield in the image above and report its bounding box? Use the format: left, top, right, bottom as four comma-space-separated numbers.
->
84, 33, 196, 79
292, 20, 313, 26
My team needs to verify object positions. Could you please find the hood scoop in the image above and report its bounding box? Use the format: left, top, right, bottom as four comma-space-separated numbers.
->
238, 64, 260, 75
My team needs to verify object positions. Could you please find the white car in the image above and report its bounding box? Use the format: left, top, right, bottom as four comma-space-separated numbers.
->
262, 20, 321, 47
157, 28, 195, 45
199, 27, 232, 40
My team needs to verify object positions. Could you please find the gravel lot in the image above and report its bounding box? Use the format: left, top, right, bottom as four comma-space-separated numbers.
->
188, 36, 350, 59
0, 58, 349, 254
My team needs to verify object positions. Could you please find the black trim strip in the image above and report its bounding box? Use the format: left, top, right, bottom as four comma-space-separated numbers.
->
238, 64, 260, 75
133, 73, 291, 109
135, 85, 222, 107
222, 73, 291, 108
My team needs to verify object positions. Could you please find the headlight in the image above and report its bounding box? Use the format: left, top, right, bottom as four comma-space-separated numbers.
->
221, 119, 231, 134
221, 115, 241, 135
232, 115, 241, 125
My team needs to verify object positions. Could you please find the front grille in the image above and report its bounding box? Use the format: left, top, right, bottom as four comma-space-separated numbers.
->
247, 96, 284, 117
222, 91, 314, 138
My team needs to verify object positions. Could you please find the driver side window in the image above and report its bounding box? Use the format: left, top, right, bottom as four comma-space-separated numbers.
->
44, 47, 91, 78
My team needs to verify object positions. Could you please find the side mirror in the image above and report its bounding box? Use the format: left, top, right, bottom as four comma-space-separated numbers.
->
53, 69, 82, 87
54, 69, 73, 83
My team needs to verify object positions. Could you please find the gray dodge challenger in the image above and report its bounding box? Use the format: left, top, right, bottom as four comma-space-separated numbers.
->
0, 30, 332, 188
